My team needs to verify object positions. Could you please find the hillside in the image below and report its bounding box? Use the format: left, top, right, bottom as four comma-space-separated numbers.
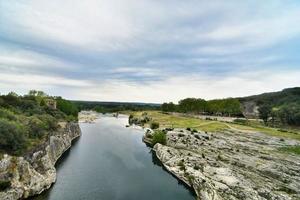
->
161, 87, 300, 127
239, 87, 300, 125
0, 91, 79, 156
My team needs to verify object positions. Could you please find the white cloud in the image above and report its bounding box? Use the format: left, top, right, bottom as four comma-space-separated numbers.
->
109, 67, 160, 77
0, 1, 300, 101
63, 69, 300, 103
0, 73, 92, 89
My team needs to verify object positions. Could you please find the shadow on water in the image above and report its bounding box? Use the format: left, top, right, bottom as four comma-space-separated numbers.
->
149, 147, 197, 197
29, 137, 81, 200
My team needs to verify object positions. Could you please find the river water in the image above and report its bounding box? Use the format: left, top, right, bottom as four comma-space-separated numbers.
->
33, 114, 195, 200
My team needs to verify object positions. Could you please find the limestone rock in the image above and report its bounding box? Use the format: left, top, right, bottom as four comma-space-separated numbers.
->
0, 123, 81, 200
151, 129, 300, 200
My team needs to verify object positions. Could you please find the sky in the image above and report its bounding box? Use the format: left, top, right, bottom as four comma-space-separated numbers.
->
0, 0, 300, 103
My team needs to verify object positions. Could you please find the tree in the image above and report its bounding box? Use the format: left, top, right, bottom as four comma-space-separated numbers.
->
178, 98, 206, 113
258, 104, 272, 124
56, 97, 79, 117
161, 102, 176, 112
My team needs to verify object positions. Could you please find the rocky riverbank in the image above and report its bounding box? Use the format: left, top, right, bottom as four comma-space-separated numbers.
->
78, 111, 99, 123
0, 122, 81, 200
144, 128, 300, 200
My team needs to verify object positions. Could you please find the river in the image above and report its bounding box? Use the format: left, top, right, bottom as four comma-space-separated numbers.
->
32, 114, 195, 200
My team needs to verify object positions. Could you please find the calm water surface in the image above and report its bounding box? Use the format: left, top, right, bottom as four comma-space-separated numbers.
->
33, 115, 195, 200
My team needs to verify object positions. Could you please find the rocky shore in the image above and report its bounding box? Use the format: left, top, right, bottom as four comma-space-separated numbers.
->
144, 128, 300, 200
78, 110, 99, 123
0, 122, 81, 200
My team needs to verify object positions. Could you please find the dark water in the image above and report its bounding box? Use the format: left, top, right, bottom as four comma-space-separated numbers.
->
33, 115, 195, 200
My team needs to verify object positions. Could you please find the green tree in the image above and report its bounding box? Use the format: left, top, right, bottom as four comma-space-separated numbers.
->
161, 102, 176, 112
56, 97, 79, 118
258, 104, 272, 124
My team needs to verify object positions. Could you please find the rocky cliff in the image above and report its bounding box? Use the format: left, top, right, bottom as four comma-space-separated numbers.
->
0, 122, 81, 200
146, 129, 300, 200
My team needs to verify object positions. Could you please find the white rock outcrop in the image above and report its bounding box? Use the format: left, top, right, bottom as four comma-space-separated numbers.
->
0, 122, 81, 200
148, 129, 300, 200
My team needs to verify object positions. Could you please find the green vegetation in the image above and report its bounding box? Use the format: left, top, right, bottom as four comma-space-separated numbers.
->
177, 160, 186, 171
74, 100, 160, 113
162, 87, 300, 127
162, 98, 242, 117
0, 90, 78, 156
0, 180, 11, 191
241, 87, 300, 126
150, 122, 159, 129
126, 111, 300, 141
151, 130, 166, 146
279, 146, 300, 155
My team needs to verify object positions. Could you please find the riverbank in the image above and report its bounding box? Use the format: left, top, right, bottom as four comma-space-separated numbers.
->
29, 114, 195, 200
78, 110, 99, 123
129, 111, 300, 200
0, 122, 81, 200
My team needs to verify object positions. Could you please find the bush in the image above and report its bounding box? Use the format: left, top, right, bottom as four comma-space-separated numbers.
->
150, 122, 159, 129
28, 116, 47, 138
0, 109, 16, 121
151, 130, 166, 146
177, 160, 186, 171
38, 114, 58, 130
0, 180, 11, 191
0, 119, 26, 152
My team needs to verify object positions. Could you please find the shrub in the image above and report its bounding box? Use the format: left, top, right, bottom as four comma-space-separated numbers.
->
151, 130, 166, 146
0, 180, 11, 191
38, 114, 58, 130
0, 119, 26, 152
150, 122, 159, 129
177, 160, 186, 171
193, 165, 200, 170
0, 109, 17, 121
28, 116, 47, 138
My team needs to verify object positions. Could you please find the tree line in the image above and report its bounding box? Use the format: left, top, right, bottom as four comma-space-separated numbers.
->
161, 97, 242, 117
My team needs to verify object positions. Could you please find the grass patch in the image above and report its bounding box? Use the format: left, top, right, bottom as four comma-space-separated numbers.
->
123, 111, 300, 141
279, 146, 300, 155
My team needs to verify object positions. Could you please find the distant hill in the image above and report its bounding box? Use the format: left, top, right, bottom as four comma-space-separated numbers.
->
239, 87, 300, 118
239, 87, 300, 105
160, 87, 300, 126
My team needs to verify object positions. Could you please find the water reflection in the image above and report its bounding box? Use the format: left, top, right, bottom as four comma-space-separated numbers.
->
32, 115, 195, 200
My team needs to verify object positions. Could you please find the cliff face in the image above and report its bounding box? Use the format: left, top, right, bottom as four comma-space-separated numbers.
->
0, 122, 81, 200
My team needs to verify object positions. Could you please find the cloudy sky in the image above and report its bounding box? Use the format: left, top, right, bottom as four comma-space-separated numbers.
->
0, 0, 300, 103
